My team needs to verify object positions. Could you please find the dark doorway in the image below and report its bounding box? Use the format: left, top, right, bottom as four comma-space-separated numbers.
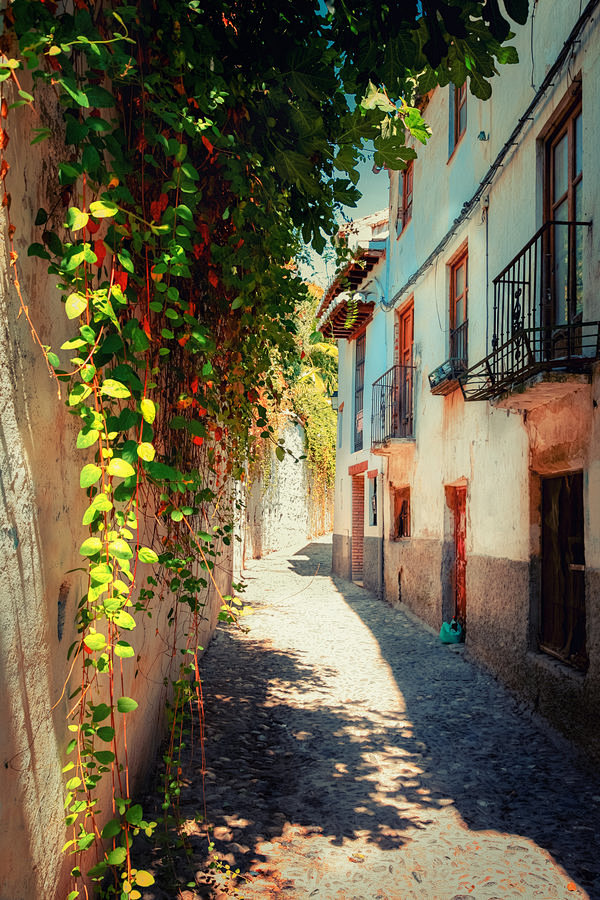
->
540, 472, 587, 670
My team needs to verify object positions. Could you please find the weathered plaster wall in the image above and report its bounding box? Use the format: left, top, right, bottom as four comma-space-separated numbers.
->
243, 420, 332, 561
333, 4, 600, 760
0, 86, 230, 899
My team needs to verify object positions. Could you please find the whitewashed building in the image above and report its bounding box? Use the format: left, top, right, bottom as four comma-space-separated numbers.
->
320, 1, 600, 759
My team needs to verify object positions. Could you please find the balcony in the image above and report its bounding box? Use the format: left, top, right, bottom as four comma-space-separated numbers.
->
460, 221, 597, 406
428, 320, 468, 395
371, 365, 415, 454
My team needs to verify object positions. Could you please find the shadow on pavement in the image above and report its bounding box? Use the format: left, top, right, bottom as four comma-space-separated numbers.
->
148, 538, 600, 897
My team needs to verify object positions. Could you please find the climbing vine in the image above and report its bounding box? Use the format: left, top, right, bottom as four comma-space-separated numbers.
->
0, 0, 526, 896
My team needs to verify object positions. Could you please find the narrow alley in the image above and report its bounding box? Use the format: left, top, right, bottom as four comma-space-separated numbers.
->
152, 537, 600, 900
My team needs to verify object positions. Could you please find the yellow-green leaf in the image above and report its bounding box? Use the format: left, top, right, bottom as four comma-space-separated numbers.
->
65, 292, 87, 319
136, 442, 155, 462
108, 457, 136, 478
140, 398, 156, 424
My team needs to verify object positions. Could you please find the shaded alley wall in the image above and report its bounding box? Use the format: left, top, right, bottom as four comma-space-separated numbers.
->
0, 86, 230, 899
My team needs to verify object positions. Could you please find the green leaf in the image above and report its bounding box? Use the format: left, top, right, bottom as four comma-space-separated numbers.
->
101, 819, 121, 840
28, 242, 50, 260
80, 464, 102, 488
87, 860, 108, 879
83, 632, 106, 651
89, 199, 119, 219
275, 446, 285, 462
117, 696, 138, 714
126, 804, 143, 825
114, 640, 135, 659
60, 77, 90, 108
140, 398, 156, 424
136, 442, 155, 462
65, 292, 87, 319
66, 776, 81, 790
101, 379, 131, 399
80, 537, 103, 557
77, 832, 95, 851
170, 509, 183, 522
91, 702, 111, 722
108, 457, 136, 478
106, 846, 127, 866
96, 726, 115, 742
94, 749, 115, 765
138, 547, 158, 564
117, 249, 134, 273
108, 539, 133, 560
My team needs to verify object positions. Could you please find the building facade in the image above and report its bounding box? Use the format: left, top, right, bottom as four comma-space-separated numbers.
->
322, 1, 600, 759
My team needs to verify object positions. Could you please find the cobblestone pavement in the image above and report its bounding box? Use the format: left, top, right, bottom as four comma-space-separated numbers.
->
146, 536, 600, 900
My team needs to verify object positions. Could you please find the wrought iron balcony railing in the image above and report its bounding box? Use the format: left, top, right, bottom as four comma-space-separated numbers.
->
460, 220, 596, 401
428, 320, 468, 395
371, 364, 415, 445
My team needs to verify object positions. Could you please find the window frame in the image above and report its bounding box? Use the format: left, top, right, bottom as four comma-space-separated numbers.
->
397, 161, 413, 235
353, 331, 366, 453
449, 82, 467, 158
448, 245, 468, 367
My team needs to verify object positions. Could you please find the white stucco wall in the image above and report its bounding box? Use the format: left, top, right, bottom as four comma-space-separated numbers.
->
244, 420, 333, 560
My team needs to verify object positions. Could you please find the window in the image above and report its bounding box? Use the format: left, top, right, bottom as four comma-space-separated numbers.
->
545, 94, 583, 326
369, 476, 377, 526
397, 161, 413, 234
449, 82, 467, 155
393, 486, 410, 539
354, 333, 365, 452
449, 248, 468, 367
394, 301, 414, 435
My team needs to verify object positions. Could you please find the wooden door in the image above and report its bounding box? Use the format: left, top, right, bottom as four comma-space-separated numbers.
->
448, 486, 467, 623
351, 475, 365, 581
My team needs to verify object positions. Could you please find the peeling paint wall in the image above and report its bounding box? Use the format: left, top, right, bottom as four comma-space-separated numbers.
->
0, 83, 230, 899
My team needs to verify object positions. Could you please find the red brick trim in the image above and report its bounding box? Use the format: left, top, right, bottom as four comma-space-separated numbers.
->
348, 460, 368, 476
367, 468, 379, 480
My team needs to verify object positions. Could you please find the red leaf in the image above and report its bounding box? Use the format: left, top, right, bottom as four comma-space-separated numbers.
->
93, 239, 106, 268
0, 128, 9, 150
191, 376, 199, 394
202, 136, 214, 155
178, 335, 190, 347
208, 268, 219, 289
1, 99, 7, 119
113, 270, 128, 291
192, 436, 204, 447
142, 317, 152, 340
214, 427, 223, 442
197, 406, 207, 417
159, 193, 169, 212
86, 218, 100, 235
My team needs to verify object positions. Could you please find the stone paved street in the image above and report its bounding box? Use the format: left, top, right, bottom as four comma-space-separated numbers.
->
153, 536, 600, 900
